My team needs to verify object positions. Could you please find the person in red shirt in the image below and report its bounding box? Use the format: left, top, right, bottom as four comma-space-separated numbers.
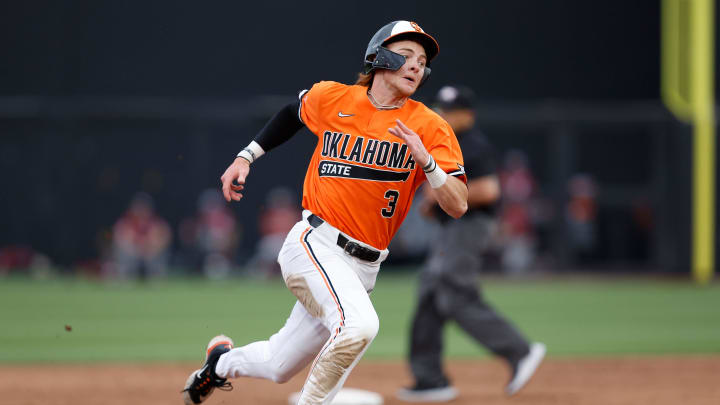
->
183, 20, 467, 405
108, 192, 171, 280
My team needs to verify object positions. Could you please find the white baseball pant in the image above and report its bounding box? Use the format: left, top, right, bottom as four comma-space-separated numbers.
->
215, 210, 389, 404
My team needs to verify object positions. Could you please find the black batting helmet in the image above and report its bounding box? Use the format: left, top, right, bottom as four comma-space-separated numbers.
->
363, 21, 439, 84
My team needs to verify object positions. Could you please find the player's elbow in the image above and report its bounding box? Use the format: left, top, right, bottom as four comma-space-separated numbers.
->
445, 200, 468, 219
453, 202, 468, 219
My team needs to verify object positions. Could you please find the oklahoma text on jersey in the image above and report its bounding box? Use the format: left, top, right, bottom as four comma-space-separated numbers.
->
319, 131, 416, 181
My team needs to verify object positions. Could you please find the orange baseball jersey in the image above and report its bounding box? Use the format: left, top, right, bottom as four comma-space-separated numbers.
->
299, 81, 466, 250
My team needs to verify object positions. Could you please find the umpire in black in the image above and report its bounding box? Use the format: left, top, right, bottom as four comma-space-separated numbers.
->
397, 85, 545, 402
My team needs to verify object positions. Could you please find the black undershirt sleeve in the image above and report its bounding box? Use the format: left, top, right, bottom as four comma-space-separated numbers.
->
253, 100, 305, 152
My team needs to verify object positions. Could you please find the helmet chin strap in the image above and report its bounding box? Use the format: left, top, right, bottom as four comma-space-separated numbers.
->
367, 47, 432, 87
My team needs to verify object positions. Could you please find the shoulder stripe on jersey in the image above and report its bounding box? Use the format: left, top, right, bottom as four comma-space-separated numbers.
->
297, 89, 309, 124
448, 164, 466, 177
300, 227, 346, 326
318, 160, 410, 182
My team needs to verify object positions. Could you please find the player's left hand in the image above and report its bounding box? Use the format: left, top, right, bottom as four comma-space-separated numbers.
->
388, 119, 431, 168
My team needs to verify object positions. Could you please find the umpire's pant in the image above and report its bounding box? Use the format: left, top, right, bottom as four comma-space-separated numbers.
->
408, 214, 530, 387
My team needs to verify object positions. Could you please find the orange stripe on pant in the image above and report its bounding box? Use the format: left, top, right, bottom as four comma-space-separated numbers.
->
299, 227, 345, 327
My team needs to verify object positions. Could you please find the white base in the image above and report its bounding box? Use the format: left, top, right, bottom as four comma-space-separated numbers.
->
288, 388, 383, 405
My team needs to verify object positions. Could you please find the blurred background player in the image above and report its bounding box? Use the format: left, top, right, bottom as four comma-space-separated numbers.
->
178, 188, 241, 279
246, 186, 301, 278
104, 192, 172, 281
397, 85, 545, 402
496, 149, 541, 274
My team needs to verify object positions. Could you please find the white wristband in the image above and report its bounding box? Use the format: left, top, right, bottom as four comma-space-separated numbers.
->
424, 156, 448, 188
236, 141, 265, 164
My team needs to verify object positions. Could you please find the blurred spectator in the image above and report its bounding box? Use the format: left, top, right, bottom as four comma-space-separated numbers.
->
0, 245, 35, 276
497, 149, 538, 274
246, 186, 301, 278
178, 188, 240, 279
629, 196, 654, 260
0, 245, 53, 278
103, 192, 172, 280
565, 173, 598, 263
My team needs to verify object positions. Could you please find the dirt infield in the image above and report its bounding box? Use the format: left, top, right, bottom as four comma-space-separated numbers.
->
2, 356, 718, 405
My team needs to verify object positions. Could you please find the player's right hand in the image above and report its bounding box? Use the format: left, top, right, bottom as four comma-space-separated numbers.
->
220, 157, 251, 202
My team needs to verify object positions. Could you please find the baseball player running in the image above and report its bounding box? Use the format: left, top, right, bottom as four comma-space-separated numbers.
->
396, 85, 545, 402
182, 21, 468, 405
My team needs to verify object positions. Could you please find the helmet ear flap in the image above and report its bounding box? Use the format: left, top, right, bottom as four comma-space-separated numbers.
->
419, 66, 432, 87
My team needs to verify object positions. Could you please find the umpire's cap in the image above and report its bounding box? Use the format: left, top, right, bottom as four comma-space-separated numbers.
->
433, 85, 477, 111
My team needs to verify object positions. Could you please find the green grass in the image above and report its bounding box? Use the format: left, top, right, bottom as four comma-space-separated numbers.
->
1, 272, 719, 363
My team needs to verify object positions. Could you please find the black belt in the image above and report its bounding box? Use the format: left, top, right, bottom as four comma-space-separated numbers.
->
307, 214, 381, 262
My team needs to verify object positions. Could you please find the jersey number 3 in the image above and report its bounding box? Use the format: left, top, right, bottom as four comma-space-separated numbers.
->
381, 190, 399, 218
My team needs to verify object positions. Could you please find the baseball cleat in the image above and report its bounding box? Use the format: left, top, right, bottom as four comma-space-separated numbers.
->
505, 341, 546, 396
396, 382, 458, 402
182, 335, 234, 405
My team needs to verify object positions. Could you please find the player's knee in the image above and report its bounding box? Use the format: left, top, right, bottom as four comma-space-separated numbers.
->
271, 369, 293, 384
348, 313, 379, 343
328, 323, 376, 369
269, 361, 301, 384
